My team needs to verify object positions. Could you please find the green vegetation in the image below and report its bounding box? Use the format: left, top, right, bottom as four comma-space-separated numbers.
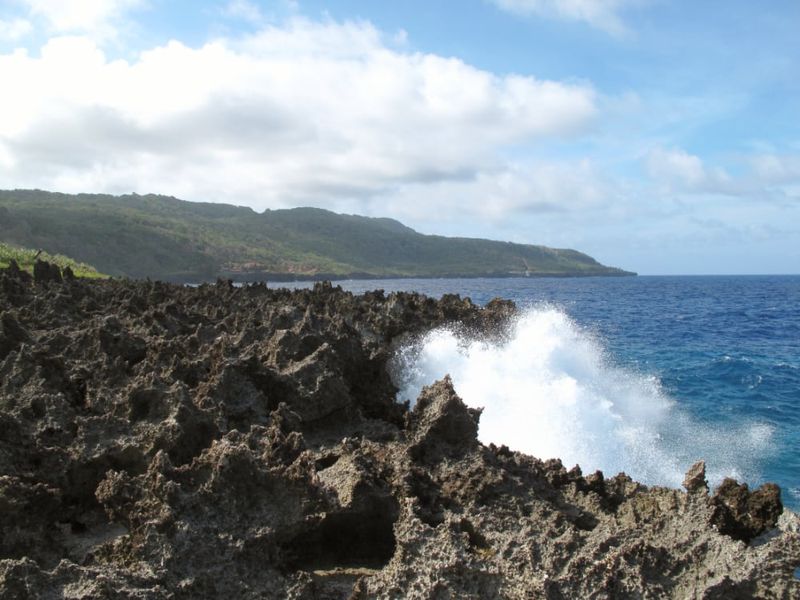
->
0, 189, 634, 282
0, 242, 107, 279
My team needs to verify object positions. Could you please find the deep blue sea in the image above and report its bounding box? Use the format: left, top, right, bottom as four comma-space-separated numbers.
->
271, 276, 800, 510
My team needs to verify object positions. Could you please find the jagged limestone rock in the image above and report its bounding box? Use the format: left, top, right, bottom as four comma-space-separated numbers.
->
0, 263, 796, 599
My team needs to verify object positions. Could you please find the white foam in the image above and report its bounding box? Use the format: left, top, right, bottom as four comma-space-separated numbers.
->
392, 306, 771, 488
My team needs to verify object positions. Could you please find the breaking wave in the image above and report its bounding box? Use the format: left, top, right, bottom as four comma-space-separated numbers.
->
392, 307, 772, 488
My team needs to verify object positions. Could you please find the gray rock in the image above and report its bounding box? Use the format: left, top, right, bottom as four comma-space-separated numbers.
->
0, 267, 797, 599
683, 459, 708, 494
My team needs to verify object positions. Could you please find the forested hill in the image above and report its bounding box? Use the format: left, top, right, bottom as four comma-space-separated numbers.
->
0, 190, 634, 282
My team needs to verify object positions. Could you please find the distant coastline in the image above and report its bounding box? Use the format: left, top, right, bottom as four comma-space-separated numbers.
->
219, 269, 637, 284
0, 189, 634, 282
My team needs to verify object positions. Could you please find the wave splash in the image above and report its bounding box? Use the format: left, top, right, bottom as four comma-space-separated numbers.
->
392, 307, 772, 489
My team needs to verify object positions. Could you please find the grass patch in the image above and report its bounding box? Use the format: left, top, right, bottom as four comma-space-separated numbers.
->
0, 242, 108, 279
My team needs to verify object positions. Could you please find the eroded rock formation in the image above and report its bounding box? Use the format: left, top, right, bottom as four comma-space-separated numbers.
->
0, 264, 797, 598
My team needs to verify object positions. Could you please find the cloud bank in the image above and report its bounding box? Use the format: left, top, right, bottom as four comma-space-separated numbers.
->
0, 18, 597, 210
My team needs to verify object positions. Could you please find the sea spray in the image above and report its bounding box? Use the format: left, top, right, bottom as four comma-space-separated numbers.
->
392, 306, 773, 489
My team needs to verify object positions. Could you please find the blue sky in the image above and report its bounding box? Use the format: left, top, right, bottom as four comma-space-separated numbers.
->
0, 1, 798, 274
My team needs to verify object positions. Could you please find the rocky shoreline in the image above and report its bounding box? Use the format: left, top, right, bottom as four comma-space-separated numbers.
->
217, 270, 637, 284
1, 262, 798, 599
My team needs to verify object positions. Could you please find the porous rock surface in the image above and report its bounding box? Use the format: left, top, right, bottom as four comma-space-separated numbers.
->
0, 263, 798, 599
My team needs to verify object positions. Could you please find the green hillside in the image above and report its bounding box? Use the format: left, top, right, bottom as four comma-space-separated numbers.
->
0, 189, 634, 282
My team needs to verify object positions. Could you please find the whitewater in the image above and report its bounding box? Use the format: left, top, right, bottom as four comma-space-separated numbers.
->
275, 274, 800, 508
392, 306, 773, 489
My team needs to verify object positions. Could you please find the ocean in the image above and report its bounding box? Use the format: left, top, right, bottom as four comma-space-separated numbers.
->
270, 275, 800, 510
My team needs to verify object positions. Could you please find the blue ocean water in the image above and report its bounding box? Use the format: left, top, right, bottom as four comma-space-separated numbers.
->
273, 276, 800, 509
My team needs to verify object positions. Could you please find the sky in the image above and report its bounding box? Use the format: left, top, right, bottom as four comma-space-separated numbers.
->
0, 1, 798, 274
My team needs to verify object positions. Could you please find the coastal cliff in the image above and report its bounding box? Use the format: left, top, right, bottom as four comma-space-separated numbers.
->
0, 262, 796, 599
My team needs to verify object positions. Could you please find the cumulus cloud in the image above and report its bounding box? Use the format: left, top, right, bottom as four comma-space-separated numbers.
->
0, 18, 598, 211
490, 0, 642, 36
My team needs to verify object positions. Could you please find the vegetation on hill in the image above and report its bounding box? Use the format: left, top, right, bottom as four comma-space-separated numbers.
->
0, 189, 634, 282
0, 242, 107, 279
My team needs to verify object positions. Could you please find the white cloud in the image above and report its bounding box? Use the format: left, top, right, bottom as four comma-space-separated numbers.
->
0, 19, 598, 213
491, 0, 641, 36
0, 18, 32, 41
645, 147, 734, 193
750, 154, 800, 184
19, 0, 144, 39
646, 147, 707, 187
644, 146, 800, 205
356, 159, 619, 241
223, 0, 264, 24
